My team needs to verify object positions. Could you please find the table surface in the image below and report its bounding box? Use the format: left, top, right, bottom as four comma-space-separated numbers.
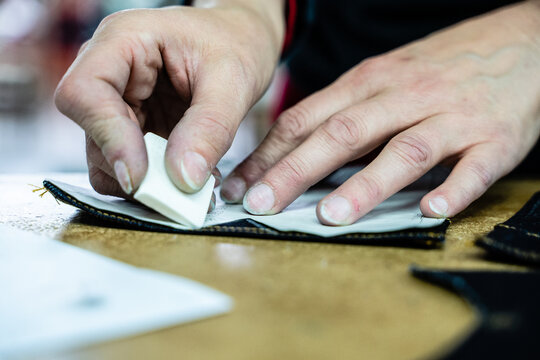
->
1, 173, 538, 360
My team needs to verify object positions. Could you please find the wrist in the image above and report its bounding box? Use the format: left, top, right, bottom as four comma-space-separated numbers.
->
499, 1, 540, 48
192, 0, 286, 57
519, 1, 540, 46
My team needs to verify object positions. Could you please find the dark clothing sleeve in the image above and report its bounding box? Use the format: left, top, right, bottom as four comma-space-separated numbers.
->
287, 0, 521, 94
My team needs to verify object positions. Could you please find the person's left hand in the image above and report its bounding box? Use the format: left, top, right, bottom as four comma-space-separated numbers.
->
220, 1, 540, 225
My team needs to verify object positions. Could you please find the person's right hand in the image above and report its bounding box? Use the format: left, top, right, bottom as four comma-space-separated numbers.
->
55, 2, 284, 200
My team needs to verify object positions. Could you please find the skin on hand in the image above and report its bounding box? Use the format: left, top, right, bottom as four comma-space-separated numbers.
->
221, 1, 540, 225
54, 1, 285, 209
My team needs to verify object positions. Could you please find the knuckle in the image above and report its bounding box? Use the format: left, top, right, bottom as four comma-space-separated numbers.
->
54, 77, 86, 120
87, 146, 110, 171
321, 112, 366, 152
97, 12, 124, 32
197, 115, 235, 156
88, 166, 112, 195
352, 172, 384, 203
388, 133, 433, 169
357, 56, 383, 74
241, 152, 275, 183
341, 56, 386, 94
53, 79, 73, 115
465, 159, 493, 188
406, 74, 443, 99
274, 104, 311, 145
99, 9, 134, 28
53, 93, 67, 117
275, 154, 309, 186
348, 56, 385, 81
77, 40, 91, 56
96, 9, 149, 38
199, 113, 233, 138
86, 118, 118, 155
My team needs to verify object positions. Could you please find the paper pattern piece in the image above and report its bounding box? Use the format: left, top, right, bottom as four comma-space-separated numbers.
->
0, 225, 232, 358
134, 133, 215, 229
45, 179, 445, 238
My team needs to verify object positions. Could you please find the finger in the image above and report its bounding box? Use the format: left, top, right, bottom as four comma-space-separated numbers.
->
164, 57, 256, 194
88, 163, 127, 198
220, 64, 384, 203
420, 144, 506, 218
55, 35, 161, 195
86, 135, 114, 178
89, 132, 222, 211
89, 135, 223, 195
242, 93, 430, 215
77, 40, 90, 56
315, 117, 462, 225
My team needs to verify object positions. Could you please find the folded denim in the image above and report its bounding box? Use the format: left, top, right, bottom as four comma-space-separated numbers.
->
476, 191, 540, 265
412, 267, 540, 360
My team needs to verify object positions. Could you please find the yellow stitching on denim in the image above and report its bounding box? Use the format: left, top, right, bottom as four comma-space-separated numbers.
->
340, 231, 441, 240
480, 236, 540, 261
497, 224, 540, 238
45, 182, 444, 241
30, 184, 60, 204
51, 189, 271, 234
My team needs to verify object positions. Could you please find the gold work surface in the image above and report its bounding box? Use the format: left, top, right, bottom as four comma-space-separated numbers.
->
1, 174, 538, 360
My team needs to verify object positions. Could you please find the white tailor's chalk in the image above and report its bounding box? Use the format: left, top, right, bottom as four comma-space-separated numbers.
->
134, 133, 215, 229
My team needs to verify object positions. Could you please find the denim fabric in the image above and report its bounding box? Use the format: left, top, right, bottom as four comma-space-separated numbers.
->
476, 192, 540, 265
412, 267, 540, 360
43, 180, 448, 248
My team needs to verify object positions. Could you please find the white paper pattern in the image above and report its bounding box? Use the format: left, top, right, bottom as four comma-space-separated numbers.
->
45, 179, 445, 237
0, 225, 233, 357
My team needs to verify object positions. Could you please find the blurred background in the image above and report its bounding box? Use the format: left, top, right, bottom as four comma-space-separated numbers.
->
0, 0, 272, 174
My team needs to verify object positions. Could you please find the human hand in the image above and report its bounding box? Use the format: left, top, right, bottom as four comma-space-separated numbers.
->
221, 2, 540, 224
55, 1, 285, 207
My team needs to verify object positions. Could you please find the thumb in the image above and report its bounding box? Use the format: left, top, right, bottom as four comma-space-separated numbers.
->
165, 59, 256, 193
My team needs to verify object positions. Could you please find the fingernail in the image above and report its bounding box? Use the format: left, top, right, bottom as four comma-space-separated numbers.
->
114, 160, 133, 195
221, 175, 247, 203
180, 151, 210, 191
429, 196, 449, 217
320, 196, 352, 225
243, 183, 275, 215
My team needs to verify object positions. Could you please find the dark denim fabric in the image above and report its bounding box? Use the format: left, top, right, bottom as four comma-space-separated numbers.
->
43, 180, 448, 248
476, 191, 540, 265
412, 267, 540, 360
412, 193, 540, 358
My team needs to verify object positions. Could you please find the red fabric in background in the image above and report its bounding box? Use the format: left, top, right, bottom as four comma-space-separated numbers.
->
282, 0, 297, 53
